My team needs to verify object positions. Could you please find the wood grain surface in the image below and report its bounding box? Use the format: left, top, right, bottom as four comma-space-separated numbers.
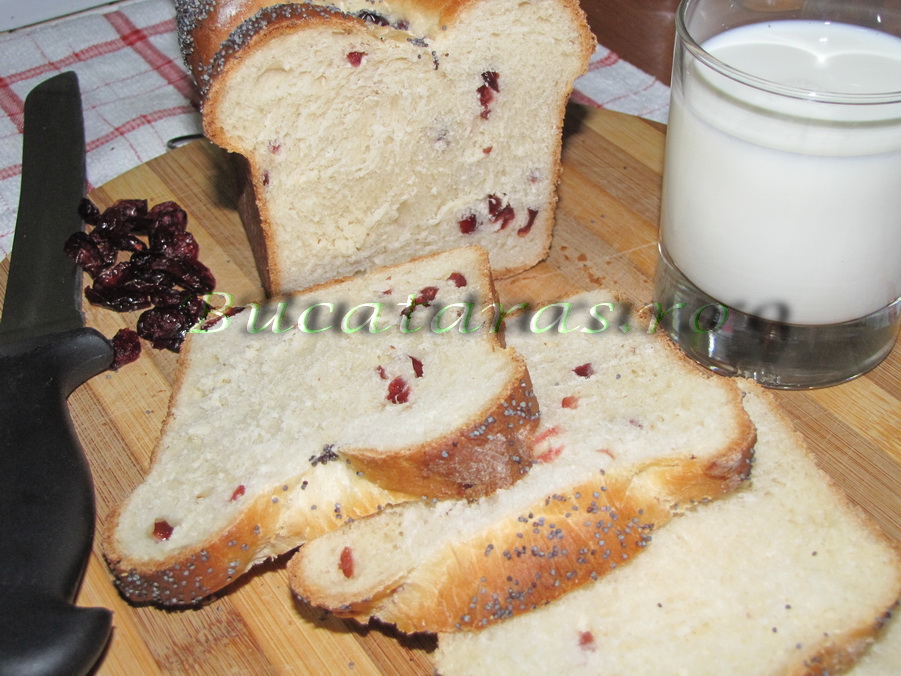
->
3, 105, 899, 674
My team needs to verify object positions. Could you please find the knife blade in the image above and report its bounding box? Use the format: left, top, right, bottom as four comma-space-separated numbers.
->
0, 72, 114, 676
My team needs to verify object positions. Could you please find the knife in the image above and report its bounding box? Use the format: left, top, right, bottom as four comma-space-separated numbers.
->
0, 72, 113, 676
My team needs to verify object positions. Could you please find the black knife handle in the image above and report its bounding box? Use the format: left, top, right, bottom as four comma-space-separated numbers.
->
0, 327, 113, 676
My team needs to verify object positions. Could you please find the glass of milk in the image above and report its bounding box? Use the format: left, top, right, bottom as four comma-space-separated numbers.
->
654, 0, 901, 389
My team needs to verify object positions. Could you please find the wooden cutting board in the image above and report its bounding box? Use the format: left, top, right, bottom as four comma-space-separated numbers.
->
3, 106, 899, 674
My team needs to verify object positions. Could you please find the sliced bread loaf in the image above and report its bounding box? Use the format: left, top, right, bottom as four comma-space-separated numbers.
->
103, 246, 538, 605
287, 293, 757, 633
174, 0, 595, 293
433, 383, 901, 676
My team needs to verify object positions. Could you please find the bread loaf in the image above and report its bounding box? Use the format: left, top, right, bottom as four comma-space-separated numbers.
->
433, 384, 901, 676
174, 0, 595, 294
287, 292, 757, 633
103, 246, 538, 605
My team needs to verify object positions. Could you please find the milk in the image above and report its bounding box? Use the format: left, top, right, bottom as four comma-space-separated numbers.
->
661, 21, 901, 324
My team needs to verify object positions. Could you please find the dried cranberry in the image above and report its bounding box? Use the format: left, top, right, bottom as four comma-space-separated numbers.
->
111, 230, 146, 253
64, 231, 112, 276
110, 328, 141, 370
386, 376, 410, 404
230, 485, 246, 501
393, 19, 410, 30
144, 256, 215, 294
137, 306, 189, 352
149, 287, 194, 309
347, 51, 366, 67
416, 286, 439, 304
573, 363, 595, 378
477, 85, 494, 119
93, 261, 132, 289
458, 214, 478, 234
120, 267, 173, 295
85, 285, 151, 313
87, 234, 120, 270
153, 519, 174, 541
101, 199, 149, 229
518, 208, 538, 237
66, 196, 217, 361
494, 204, 515, 229
401, 285, 439, 318
151, 229, 199, 260
535, 444, 563, 464
78, 198, 102, 225
579, 631, 596, 651
376, 365, 388, 380
148, 201, 185, 219
478, 72, 500, 119
179, 296, 212, 326
487, 195, 515, 229
410, 356, 424, 378
146, 201, 187, 235
487, 195, 503, 218
448, 272, 467, 287
339, 546, 355, 578
561, 396, 579, 409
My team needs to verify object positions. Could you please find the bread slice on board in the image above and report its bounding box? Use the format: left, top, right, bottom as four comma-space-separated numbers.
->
287, 293, 757, 633
173, 0, 595, 294
103, 246, 538, 606
433, 383, 901, 676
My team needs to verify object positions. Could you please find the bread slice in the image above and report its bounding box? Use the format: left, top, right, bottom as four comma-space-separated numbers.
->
174, 0, 595, 294
103, 246, 538, 605
433, 383, 901, 676
287, 293, 757, 633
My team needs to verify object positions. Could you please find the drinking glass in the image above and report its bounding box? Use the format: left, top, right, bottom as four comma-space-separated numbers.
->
653, 0, 901, 389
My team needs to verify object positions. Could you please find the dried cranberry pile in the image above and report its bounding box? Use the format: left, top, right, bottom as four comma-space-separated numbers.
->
64, 198, 216, 368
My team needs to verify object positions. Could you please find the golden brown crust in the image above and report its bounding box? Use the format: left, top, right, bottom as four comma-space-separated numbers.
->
345, 358, 538, 499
